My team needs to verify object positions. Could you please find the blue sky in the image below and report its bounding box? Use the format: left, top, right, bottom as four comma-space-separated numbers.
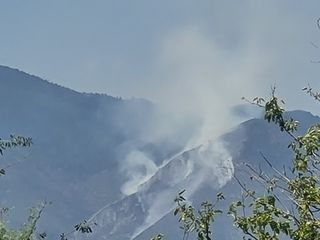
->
0, 0, 216, 96
2, 1, 320, 141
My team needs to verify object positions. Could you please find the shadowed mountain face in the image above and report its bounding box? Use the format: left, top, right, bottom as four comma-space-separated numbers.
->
0, 66, 197, 238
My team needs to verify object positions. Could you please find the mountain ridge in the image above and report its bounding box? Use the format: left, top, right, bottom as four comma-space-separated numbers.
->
1, 65, 319, 239
0, 65, 197, 238
76, 109, 320, 240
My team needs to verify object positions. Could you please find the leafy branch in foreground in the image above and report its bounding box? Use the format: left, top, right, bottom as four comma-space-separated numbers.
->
58, 219, 97, 240
0, 135, 33, 156
0, 202, 47, 240
0, 135, 33, 176
230, 87, 320, 240
173, 190, 223, 240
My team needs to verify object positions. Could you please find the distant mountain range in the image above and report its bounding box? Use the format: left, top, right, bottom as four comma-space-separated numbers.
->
1, 65, 319, 240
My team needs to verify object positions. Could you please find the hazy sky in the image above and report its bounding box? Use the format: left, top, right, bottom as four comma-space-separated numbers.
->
2, 1, 320, 140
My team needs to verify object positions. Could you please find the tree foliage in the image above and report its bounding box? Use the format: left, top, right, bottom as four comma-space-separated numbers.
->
0, 135, 44, 240
231, 87, 320, 240
0, 134, 97, 240
172, 190, 223, 240
0, 135, 32, 176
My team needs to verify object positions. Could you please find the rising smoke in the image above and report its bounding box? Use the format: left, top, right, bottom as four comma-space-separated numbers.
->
120, 1, 320, 196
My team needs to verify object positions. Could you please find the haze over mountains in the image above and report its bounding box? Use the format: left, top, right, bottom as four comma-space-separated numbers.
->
0, 66, 197, 237
1, 65, 319, 239
73, 109, 320, 240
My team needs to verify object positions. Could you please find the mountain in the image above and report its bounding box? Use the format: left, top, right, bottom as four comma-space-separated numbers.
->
0, 66, 197, 238
2, 65, 319, 240
72, 110, 320, 240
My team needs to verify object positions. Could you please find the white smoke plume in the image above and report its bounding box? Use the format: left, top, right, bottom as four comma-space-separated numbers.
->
145, 26, 270, 147
131, 140, 234, 239
118, 2, 320, 197
120, 150, 158, 195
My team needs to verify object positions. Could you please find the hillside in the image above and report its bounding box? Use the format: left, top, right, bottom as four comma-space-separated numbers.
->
74, 110, 320, 240
0, 66, 196, 238
2, 65, 319, 239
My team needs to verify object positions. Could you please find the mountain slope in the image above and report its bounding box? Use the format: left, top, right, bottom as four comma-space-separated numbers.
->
0, 66, 197, 238
2, 65, 319, 239
74, 110, 320, 240
134, 110, 320, 240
